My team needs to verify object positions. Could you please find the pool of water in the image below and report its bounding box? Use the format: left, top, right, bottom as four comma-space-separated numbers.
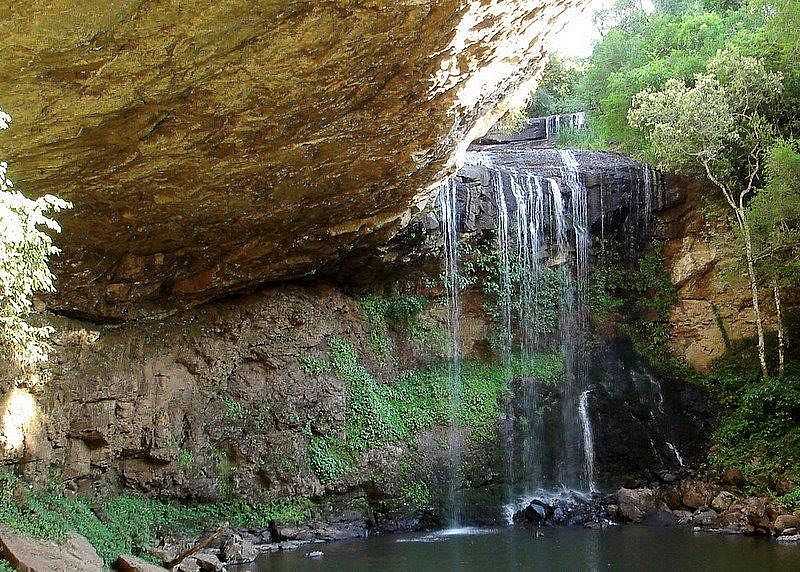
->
252, 526, 800, 571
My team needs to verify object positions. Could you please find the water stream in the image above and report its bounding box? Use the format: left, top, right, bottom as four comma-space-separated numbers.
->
438, 176, 464, 526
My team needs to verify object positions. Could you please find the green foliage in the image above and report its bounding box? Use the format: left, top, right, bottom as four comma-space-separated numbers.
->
590, 245, 679, 369
747, 139, 800, 286
0, 472, 311, 564
307, 436, 355, 483
319, 336, 563, 481
0, 109, 71, 367
706, 363, 800, 487
398, 481, 433, 511
214, 449, 234, 498
359, 294, 430, 359
779, 487, 800, 511
0, 559, 12, 572
527, 57, 586, 117
177, 449, 193, 470
221, 396, 244, 421
299, 354, 330, 375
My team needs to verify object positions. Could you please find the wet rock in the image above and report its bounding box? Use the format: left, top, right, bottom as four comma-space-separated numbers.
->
221, 533, 257, 564
274, 521, 368, 542
715, 497, 779, 535
777, 534, 800, 544
617, 488, 658, 523
513, 491, 609, 528
691, 509, 717, 527
114, 553, 167, 572
194, 552, 224, 572
774, 514, 800, 533
0, 527, 103, 572
711, 491, 737, 512
673, 510, 693, 526
306, 551, 324, 558
256, 540, 312, 553
173, 557, 200, 572
678, 480, 720, 510
781, 527, 797, 536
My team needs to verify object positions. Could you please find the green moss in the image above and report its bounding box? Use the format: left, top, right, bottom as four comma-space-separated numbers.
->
221, 396, 244, 421
0, 559, 12, 572
399, 481, 433, 511
177, 449, 193, 470
318, 336, 563, 481
359, 293, 430, 359
307, 436, 355, 483
299, 354, 330, 375
0, 472, 311, 564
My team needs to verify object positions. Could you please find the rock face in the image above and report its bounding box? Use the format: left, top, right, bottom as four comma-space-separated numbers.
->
660, 181, 797, 370
0, 0, 581, 320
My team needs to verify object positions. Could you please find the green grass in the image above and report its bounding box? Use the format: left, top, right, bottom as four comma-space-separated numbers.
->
0, 472, 310, 564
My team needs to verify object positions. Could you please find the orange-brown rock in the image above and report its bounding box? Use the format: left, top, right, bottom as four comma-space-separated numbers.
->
0, 0, 582, 320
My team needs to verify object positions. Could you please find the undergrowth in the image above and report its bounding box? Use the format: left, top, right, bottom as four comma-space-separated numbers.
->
310, 336, 563, 483
0, 472, 310, 564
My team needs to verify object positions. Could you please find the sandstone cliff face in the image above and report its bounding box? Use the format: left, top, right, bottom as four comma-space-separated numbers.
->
661, 182, 789, 371
0, 0, 581, 320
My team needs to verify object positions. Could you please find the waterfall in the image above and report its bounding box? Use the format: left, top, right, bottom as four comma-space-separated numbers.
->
541, 112, 588, 140
439, 176, 464, 526
579, 390, 597, 492
557, 150, 595, 493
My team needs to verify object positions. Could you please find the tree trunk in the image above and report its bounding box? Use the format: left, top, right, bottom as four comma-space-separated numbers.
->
737, 208, 768, 377
773, 278, 785, 377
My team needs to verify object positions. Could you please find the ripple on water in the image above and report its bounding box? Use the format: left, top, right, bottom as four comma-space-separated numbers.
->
397, 527, 501, 543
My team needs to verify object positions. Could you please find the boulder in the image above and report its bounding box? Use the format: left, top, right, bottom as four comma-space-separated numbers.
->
274, 521, 367, 543
774, 514, 800, 533
715, 497, 780, 536
617, 488, 658, 523
173, 557, 200, 572
777, 534, 800, 544
114, 554, 167, 572
710, 491, 737, 512
0, 527, 103, 572
221, 534, 257, 565
691, 509, 717, 527
193, 552, 224, 572
673, 510, 693, 526
678, 480, 720, 510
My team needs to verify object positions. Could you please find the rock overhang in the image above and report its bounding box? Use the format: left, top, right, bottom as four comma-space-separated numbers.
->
0, 0, 584, 320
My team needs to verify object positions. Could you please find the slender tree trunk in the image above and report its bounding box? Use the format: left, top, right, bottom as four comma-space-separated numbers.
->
736, 208, 768, 377
773, 277, 785, 377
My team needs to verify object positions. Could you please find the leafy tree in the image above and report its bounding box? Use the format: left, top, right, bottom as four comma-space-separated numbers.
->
0, 110, 70, 369
629, 49, 783, 376
747, 139, 800, 375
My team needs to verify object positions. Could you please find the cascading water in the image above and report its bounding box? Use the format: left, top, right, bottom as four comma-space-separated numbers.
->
439, 176, 464, 527
558, 149, 596, 493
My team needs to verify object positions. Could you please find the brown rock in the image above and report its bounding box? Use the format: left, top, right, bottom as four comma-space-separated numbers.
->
0, 526, 102, 572
774, 514, 800, 533
716, 497, 780, 536
1, 0, 573, 320
678, 480, 720, 510
711, 491, 737, 512
617, 488, 659, 523
720, 468, 744, 486
114, 553, 167, 572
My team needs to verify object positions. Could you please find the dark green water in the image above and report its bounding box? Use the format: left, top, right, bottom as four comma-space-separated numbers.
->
253, 526, 800, 571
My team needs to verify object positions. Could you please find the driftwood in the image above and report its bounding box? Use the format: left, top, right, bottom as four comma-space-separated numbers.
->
164, 525, 227, 569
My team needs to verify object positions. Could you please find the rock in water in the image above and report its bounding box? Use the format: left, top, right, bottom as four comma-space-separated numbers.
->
114, 553, 167, 572
617, 488, 658, 523
0, 527, 103, 571
1, 0, 577, 320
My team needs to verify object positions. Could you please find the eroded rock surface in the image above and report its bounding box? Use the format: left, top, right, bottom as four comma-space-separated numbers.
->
0, 0, 581, 319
